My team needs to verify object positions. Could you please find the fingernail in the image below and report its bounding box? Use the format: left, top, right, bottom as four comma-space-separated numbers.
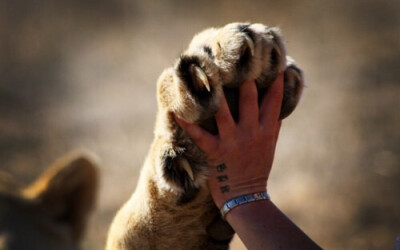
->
173, 113, 183, 123
173, 113, 185, 127
190, 127, 202, 139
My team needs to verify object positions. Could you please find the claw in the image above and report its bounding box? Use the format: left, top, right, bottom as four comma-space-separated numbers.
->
244, 34, 255, 56
272, 43, 282, 58
291, 68, 302, 83
179, 158, 194, 181
193, 66, 211, 92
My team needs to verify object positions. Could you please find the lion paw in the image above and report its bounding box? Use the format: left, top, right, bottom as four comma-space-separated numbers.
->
155, 22, 304, 197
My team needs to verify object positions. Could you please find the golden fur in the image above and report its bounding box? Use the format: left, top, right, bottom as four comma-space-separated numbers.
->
0, 151, 98, 250
107, 22, 304, 250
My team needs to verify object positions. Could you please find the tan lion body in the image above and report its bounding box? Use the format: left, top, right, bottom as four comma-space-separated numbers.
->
0, 152, 98, 250
107, 22, 304, 250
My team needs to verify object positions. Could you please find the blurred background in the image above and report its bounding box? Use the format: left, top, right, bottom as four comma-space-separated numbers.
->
1, 0, 399, 249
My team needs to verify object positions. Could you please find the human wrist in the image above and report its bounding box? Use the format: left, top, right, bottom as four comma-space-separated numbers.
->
224, 197, 272, 221
207, 161, 269, 208
211, 184, 267, 209
220, 191, 270, 219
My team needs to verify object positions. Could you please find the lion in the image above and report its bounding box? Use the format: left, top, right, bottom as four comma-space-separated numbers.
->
106, 22, 304, 250
0, 151, 98, 250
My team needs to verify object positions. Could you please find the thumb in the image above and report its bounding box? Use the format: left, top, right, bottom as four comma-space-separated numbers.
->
174, 114, 219, 155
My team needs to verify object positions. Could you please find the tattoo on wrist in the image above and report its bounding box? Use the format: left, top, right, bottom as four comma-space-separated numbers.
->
220, 185, 230, 193
216, 163, 227, 172
216, 163, 230, 193
217, 175, 228, 182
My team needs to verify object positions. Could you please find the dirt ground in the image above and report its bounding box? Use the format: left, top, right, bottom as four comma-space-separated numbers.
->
1, 0, 399, 249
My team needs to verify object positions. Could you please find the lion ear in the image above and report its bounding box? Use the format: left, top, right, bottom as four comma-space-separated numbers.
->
23, 151, 99, 241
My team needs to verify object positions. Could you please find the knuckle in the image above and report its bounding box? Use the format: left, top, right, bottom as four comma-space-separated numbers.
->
263, 132, 275, 142
246, 135, 259, 147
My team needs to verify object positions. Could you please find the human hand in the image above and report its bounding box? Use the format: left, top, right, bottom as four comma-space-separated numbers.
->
175, 73, 284, 208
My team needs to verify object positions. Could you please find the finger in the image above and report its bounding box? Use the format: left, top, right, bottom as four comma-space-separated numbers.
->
239, 81, 259, 131
174, 115, 219, 154
260, 73, 284, 129
268, 121, 282, 160
273, 121, 282, 143
215, 93, 236, 141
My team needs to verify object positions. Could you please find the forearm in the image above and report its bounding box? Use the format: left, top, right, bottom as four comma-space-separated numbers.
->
225, 199, 322, 250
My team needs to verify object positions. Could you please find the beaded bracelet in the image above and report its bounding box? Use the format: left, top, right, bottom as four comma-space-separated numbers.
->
220, 191, 270, 219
